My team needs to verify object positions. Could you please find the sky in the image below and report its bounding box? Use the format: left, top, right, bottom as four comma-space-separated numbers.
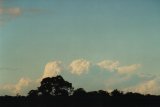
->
0, 0, 160, 95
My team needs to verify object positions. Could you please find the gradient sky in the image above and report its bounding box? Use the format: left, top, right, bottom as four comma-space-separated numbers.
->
0, 0, 160, 95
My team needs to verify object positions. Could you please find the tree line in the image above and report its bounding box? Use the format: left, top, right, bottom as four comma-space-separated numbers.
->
27, 75, 149, 97
0, 75, 160, 107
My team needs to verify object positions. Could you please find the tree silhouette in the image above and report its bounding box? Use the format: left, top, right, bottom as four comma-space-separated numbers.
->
98, 90, 110, 96
28, 90, 39, 97
1, 75, 160, 107
73, 88, 87, 96
125, 92, 143, 97
111, 89, 123, 96
87, 91, 99, 96
29, 75, 74, 96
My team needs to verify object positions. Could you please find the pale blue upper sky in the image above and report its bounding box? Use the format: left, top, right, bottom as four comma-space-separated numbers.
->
0, 0, 160, 95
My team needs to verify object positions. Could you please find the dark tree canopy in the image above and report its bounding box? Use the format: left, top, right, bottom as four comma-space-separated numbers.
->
111, 89, 123, 96
73, 88, 87, 96
98, 90, 110, 96
28, 75, 74, 96
28, 90, 39, 97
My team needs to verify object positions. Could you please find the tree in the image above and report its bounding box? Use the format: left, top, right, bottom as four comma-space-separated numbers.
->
125, 92, 144, 97
28, 90, 39, 97
37, 75, 74, 96
98, 90, 110, 96
111, 89, 123, 96
87, 91, 99, 96
73, 88, 87, 96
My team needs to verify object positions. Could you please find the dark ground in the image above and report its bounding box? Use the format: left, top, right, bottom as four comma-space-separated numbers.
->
0, 95, 160, 107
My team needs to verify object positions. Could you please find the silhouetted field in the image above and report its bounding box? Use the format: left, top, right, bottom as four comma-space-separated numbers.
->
0, 75, 160, 107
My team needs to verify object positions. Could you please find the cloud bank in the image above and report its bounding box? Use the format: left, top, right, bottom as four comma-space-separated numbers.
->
0, 78, 31, 95
0, 59, 146, 96
124, 79, 160, 95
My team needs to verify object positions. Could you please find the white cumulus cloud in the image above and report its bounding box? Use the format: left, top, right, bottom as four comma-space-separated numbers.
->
97, 60, 141, 74
69, 59, 90, 75
0, 59, 142, 96
14, 78, 31, 94
97, 60, 119, 71
42, 61, 62, 79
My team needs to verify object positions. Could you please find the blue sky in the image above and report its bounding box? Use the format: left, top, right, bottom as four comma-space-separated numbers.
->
0, 0, 160, 95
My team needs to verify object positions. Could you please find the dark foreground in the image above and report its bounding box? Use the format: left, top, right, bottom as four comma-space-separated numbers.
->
1, 75, 160, 107
0, 95, 160, 107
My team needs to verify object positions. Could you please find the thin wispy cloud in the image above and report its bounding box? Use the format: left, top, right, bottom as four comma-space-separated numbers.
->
0, 7, 21, 16
0, 6, 48, 26
0, 6, 22, 26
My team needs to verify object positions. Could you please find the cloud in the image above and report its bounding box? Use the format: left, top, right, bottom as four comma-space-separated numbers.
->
137, 72, 156, 79
0, 7, 22, 26
97, 60, 119, 71
97, 60, 141, 74
0, 7, 21, 16
104, 73, 155, 93
0, 6, 47, 26
124, 79, 160, 95
0, 61, 62, 95
116, 64, 141, 74
69, 59, 90, 75
7, 7, 21, 16
0, 59, 142, 95
42, 61, 62, 79
105, 73, 160, 95
0, 78, 31, 95
14, 78, 31, 94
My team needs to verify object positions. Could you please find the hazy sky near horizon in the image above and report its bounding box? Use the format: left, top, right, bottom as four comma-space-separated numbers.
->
0, 0, 160, 95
